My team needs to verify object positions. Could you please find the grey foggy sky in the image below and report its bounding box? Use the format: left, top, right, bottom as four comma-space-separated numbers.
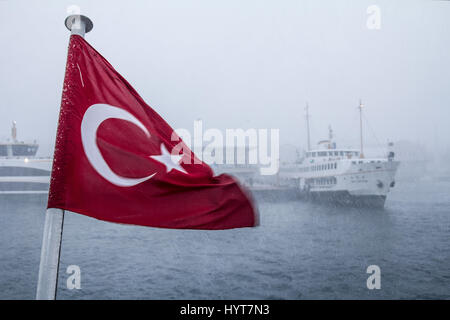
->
0, 0, 449, 157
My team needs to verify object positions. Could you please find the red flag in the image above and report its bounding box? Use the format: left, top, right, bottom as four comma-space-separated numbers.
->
48, 35, 258, 230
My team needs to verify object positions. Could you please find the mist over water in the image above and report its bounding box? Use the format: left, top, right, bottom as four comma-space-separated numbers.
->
1, 176, 449, 300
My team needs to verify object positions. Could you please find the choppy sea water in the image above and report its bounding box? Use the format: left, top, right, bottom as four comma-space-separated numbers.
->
0, 179, 449, 300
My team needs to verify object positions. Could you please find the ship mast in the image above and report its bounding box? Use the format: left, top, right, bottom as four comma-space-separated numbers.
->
328, 125, 333, 149
359, 99, 364, 158
305, 102, 311, 151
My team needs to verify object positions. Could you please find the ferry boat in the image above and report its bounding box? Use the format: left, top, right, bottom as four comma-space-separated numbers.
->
0, 122, 52, 194
294, 102, 399, 207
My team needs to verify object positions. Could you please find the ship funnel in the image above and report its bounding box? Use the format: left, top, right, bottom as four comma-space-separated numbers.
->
387, 141, 395, 161
11, 121, 17, 142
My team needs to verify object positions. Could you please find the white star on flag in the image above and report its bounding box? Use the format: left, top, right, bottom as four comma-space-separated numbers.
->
150, 143, 187, 174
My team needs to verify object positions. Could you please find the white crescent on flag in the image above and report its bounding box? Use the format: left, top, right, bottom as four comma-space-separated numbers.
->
80, 103, 156, 187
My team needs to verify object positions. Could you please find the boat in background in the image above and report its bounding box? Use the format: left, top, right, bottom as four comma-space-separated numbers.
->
0, 122, 51, 194
285, 101, 400, 207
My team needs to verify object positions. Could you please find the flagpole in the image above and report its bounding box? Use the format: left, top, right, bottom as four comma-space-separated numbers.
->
36, 14, 93, 300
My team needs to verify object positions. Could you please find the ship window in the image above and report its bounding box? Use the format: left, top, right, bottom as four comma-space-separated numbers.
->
334, 163, 337, 169
12, 144, 38, 156
0, 145, 7, 156
334, 151, 339, 156
318, 151, 327, 157
328, 152, 333, 156
340, 151, 344, 156
311, 152, 316, 157
352, 161, 356, 165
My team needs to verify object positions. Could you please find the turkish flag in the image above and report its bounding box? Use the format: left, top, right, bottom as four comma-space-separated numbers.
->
48, 35, 258, 230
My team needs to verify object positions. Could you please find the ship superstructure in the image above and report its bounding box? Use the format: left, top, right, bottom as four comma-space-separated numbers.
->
0, 122, 51, 193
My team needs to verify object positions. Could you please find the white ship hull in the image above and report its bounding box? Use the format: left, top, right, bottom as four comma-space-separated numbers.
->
282, 151, 400, 208
0, 158, 52, 194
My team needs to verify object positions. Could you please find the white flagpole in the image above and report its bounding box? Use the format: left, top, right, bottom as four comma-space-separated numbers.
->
36, 14, 93, 300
